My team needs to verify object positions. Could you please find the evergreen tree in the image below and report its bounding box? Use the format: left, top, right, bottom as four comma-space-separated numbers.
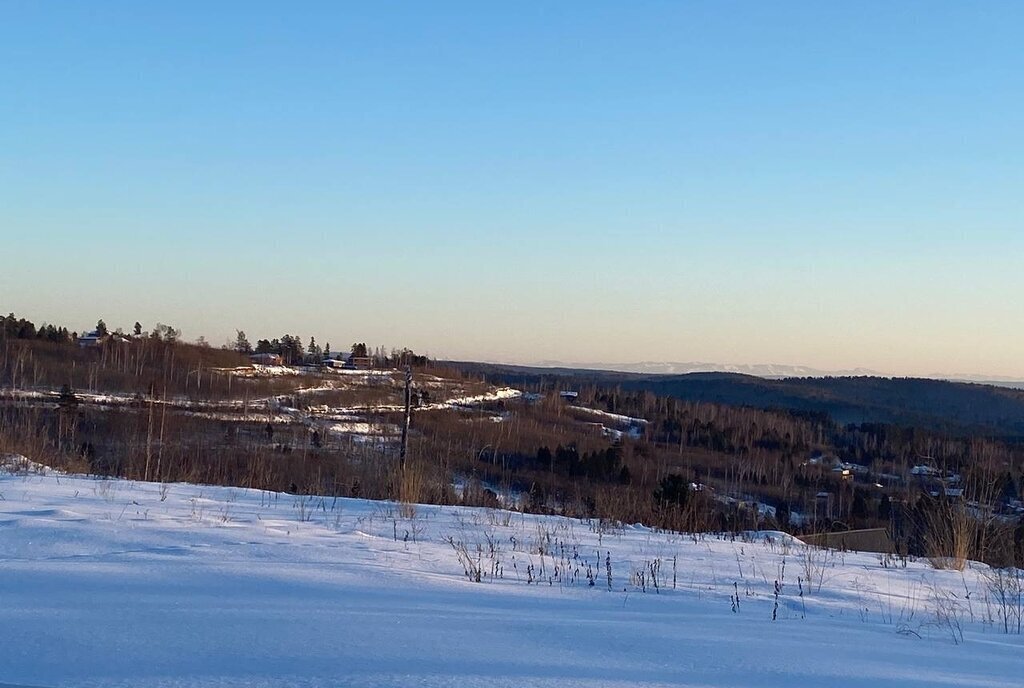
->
58, 384, 78, 408
655, 474, 690, 509
851, 489, 868, 520
1000, 471, 1019, 502
537, 446, 553, 472
307, 336, 321, 360
278, 335, 303, 363
618, 465, 632, 485
95, 319, 108, 337
878, 494, 892, 521
776, 501, 790, 528
235, 330, 253, 354
151, 323, 180, 343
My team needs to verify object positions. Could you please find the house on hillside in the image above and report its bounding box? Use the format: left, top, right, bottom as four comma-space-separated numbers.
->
831, 462, 869, 481
77, 331, 103, 348
249, 353, 283, 366
78, 330, 132, 348
803, 453, 837, 467
911, 464, 941, 479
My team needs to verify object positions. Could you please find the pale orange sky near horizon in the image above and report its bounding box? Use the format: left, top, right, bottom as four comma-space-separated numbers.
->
7, 285, 1022, 380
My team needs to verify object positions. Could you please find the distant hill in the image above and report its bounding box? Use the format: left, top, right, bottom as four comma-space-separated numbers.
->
452, 362, 1024, 438
528, 360, 1024, 388
530, 360, 882, 378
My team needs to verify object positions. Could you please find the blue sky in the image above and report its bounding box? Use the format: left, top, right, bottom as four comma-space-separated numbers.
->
2, 2, 1022, 376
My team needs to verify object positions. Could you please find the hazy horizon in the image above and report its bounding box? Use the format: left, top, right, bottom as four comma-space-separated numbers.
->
4, 3, 1022, 379
9, 302, 1024, 381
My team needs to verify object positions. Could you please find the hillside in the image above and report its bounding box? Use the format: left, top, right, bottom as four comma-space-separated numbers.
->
4, 335, 1024, 565
455, 363, 1024, 437
619, 374, 1024, 436
1, 457, 1021, 687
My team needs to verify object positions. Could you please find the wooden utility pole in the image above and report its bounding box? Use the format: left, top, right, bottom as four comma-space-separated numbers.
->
145, 387, 154, 482
399, 365, 412, 469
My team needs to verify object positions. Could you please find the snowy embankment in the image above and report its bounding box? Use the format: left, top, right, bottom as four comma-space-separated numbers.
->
569, 405, 649, 426
1, 458, 1021, 688
425, 386, 522, 410
569, 406, 648, 439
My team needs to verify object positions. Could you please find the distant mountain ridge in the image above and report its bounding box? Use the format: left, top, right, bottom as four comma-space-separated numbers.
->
528, 360, 1024, 388
531, 360, 883, 378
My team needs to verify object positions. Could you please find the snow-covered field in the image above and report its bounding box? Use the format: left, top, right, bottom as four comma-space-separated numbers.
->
1, 458, 1021, 688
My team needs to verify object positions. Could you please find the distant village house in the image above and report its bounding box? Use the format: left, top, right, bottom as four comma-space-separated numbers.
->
77, 330, 131, 348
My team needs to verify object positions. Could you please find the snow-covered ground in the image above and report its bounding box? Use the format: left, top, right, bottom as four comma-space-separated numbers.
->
1, 458, 1022, 687
425, 386, 522, 410
570, 406, 648, 439
569, 405, 649, 426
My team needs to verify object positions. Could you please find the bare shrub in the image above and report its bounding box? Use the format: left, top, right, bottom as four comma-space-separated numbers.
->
923, 501, 974, 571
983, 567, 1024, 634
928, 587, 966, 645
801, 545, 832, 593
921, 466, 1003, 571
446, 536, 483, 583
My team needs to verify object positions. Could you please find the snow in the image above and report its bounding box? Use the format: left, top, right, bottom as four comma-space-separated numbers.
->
327, 420, 399, 438
1, 458, 1022, 687
228, 364, 303, 377
219, 364, 399, 380
569, 406, 648, 427
570, 406, 649, 427
427, 387, 522, 409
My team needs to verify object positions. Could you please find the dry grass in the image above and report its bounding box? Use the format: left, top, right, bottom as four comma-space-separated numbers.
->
398, 460, 426, 518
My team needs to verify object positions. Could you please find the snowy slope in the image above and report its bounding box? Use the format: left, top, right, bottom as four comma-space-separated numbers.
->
1, 459, 1021, 687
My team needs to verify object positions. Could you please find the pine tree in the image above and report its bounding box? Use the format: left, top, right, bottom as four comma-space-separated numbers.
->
235, 330, 253, 354
151, 323, 180, 343
878, 494, 892, 521
58, 384, 78, 408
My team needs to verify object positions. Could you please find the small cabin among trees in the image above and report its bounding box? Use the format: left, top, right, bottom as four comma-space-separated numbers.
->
77, 330, 103, 348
